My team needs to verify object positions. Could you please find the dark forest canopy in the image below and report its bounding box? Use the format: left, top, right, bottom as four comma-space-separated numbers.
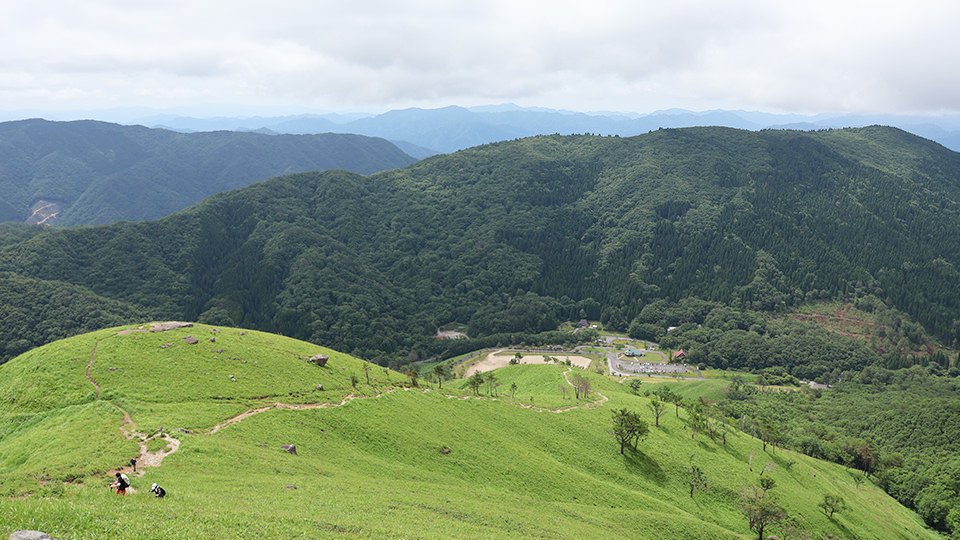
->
0, 118, 416, 226
2, 126, 960, 367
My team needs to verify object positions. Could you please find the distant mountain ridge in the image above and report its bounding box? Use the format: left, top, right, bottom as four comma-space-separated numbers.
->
128, 105, 960, 154
0, 119, 417, 226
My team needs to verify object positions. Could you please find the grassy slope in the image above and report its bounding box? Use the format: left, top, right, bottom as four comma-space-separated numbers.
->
0, 324, 941, 539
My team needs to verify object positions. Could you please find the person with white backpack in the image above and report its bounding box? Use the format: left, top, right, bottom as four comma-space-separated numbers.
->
110, 472, 130, 496
150, 483, 166, 498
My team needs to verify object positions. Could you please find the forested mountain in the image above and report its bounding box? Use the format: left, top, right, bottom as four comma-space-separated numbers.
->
0, 119, 416, 226
2, 126, 960, 368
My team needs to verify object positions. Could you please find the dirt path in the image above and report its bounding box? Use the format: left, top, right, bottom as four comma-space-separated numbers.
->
206, 372, 608, 432
205, 391, 394, 434
85, 335, 607, 482
87, 341, 180, 479
137, 434, 181, 469
85, 341, 102, 400
206, 406, 274, 434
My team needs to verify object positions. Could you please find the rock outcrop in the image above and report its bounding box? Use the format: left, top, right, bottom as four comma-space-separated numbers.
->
10, 531, 56, 540
308, 354, 329, 367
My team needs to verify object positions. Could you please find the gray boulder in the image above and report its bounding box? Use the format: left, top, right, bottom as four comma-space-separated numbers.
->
10, 532, 55, 540
308, 354, 329, 367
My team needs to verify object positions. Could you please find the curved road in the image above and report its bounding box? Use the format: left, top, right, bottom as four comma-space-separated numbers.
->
575, 339, 703, 379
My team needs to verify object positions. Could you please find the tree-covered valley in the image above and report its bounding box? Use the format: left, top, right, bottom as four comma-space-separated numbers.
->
2, 125, 959, 370
4, 125, 960, 536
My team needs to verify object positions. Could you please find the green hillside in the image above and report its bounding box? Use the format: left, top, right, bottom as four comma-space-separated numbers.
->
0, 119, 416, 226
0, 324, 941, 539
3, 126, 960, 369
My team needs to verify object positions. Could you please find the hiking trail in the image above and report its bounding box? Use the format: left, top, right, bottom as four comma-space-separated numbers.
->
85, 339, 608, 482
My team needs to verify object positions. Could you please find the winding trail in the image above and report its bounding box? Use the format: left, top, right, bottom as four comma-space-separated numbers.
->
85, 340, 608, 481
86, 340, 180, 479
205, 390, 406, 433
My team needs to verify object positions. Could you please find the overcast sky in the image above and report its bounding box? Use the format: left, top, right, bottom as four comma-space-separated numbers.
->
1, 0, 958, 117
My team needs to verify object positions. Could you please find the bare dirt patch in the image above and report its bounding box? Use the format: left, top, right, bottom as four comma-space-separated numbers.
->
465, 351, 592, 377
116, 321, 195, 335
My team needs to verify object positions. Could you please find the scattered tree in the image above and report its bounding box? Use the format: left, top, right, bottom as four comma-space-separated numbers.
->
485, 372, 499, 396
655, 387, 684, 417
688, 403, 708, 439
818, 494, 847, 518
463, 372, 484, 396
713, 414, 731, 444
759, 476, 776, 494
626, 378, 643, 395
758, 420, 781, 453
649, 397, 667, 426
651, 386, 680, 415
738, 484, 787, 540
610, 408, 649, 454
433, 364, 447, 389
571, 372, 591, 400
852, 470, 867, 489
688, 456, 708, 498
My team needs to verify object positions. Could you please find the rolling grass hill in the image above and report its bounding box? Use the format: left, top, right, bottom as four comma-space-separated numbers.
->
0, 323, 941, 539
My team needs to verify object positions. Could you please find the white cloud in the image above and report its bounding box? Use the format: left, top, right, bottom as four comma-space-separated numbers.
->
1, 0, 958, 114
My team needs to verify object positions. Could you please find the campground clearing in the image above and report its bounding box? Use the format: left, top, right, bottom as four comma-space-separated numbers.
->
464, 350, 593, 377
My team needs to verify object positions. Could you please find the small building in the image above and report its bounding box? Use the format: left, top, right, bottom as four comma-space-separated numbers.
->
673, 350, 687, 360
624, 350, 645, 357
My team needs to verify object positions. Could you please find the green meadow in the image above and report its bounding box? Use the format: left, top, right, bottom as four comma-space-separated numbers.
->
0, 323, 941, 539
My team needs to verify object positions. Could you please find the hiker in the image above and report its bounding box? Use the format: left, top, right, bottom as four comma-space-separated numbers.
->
130, 457, 137, 472
110, 472, 129, 496
150, 483, 166, 498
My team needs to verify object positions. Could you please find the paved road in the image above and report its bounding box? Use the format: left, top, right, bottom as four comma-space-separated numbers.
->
576, 342, 703, 379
